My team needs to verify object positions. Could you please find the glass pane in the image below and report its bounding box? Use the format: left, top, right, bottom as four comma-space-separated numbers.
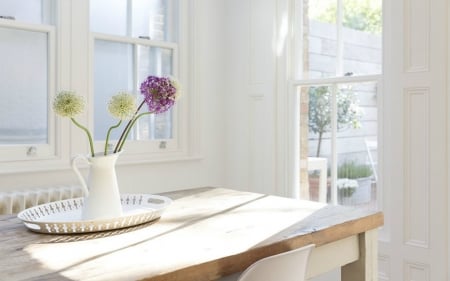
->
90, 0, 178, 42
90, 0, 128, 36
137, 110, 173, 140
93, 40, 134, 141
304, 0, 338, 79
0, 0, 54, 24
303, 85, 332, 202
0, 27, 48, 144
94, 41, 174, 142
300, 0, 382, 78
341, 0, 382, 76
301, 81, 378, 208
136, 46, 174, 140
137, 46, 173, 80
131, 0, 178, 41
336, 82, 377, 207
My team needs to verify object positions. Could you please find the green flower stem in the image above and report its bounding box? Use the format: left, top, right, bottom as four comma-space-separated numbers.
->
70, 118, 95, 157
114, 100, 146, 153
104, 120, 122, 155
117, 112, 152, 152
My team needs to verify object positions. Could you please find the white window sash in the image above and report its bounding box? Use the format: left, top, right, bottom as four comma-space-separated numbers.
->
292, 74, 382, 204
0, 20, 57, 163
90, 32, 180, 157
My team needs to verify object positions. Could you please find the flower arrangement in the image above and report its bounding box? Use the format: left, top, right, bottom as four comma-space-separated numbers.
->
53, 76, 179, 157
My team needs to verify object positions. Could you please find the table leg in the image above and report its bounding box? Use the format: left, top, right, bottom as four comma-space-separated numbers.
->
341, 229, 378, 281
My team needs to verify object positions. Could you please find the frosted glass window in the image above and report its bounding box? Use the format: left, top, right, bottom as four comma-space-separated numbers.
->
137, 46, 173, 82
90, 0, 178, 42
94, 40, 134, 141
0, 27, 48, 144
0, 0, 54, 24
92, 0, 178, 143
136, 46, 173, 140
94, 40, 175, 141
90, 0, 128, 37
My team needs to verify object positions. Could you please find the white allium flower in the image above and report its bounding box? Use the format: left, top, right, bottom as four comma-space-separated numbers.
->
108, 92, 136, 120
53, 91, 85, 118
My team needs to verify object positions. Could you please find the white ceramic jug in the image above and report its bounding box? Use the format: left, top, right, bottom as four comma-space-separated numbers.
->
71, 152, 123, 220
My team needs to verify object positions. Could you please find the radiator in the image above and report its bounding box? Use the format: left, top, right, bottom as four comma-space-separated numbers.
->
0, 185, 83, 215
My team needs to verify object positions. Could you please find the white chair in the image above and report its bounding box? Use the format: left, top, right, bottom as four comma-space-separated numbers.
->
237, 244, 315, 281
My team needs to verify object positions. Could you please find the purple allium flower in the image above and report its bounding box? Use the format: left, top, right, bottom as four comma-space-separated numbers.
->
140, 76, 177, 114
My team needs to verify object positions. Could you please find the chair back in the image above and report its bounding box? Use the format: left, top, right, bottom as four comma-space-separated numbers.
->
237, 244, 315, 281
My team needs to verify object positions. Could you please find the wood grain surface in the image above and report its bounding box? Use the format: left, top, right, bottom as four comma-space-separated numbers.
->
0, 187, 383, 281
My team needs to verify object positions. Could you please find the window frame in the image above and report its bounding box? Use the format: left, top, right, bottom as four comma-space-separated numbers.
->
291, 0, 383, 206
89, 32, 180, 157
292, 74, 382, 204
0, 19, 57, 166
0, 0, 198, 173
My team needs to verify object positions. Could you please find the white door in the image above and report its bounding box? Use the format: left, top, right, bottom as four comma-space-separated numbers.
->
379, 0, 448, 280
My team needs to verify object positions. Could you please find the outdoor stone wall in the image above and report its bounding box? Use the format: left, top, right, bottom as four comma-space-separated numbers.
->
306, 20, 381, 163
300, 20, 381, 195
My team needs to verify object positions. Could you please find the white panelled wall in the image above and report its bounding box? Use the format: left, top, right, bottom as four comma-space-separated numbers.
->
380, 0, 448, 280
224, 0, 278, 195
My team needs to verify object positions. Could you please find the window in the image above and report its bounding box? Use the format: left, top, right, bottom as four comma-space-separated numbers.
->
294, 0, 382, 208
90, 0, 180, 154
0, 0, 56, 162
0, 0, 188, 172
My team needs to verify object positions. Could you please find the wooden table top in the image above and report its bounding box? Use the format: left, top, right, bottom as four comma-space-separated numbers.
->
0, 187, 383, 281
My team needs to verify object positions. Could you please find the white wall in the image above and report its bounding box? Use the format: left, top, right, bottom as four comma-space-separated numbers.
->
379, 0, 449, 279
0, 0, 227, 195
223, 0, 279, 195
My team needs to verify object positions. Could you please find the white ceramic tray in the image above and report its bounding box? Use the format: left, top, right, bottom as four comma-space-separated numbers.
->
17, 194, 172, 234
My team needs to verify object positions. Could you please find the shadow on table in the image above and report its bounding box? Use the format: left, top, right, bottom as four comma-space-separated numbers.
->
38, 218, 161, 243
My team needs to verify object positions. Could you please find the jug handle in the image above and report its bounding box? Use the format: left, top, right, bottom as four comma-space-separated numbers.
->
71, 154, 90, 196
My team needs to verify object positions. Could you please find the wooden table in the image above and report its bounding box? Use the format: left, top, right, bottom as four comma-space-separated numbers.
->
0, 187, 383, 281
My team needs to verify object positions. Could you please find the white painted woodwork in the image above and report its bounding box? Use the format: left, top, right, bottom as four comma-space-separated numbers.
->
1, 0, 226, 195
403, 88, 430, 249
224, 0, 277, 195
403, 0, 430, 72
1, 1, 449, 280
382, 0, 448, 280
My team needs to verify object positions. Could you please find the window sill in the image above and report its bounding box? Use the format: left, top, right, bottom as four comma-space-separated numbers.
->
0, 152, 203, 175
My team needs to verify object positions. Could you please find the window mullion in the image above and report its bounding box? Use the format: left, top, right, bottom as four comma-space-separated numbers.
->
330, 83, 338, 205
336, 0, 344, 76
133, 43, 139, 140
291, 74, 382, 87
90, 1, 182, 158
127, 0, 132, 37
92, 32, 178, 49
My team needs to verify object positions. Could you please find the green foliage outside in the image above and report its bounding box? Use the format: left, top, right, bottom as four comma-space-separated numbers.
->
312, 0, 382, 34
337, 160, 372, 179
308, 86, 362, 157
337, 161, 372, 198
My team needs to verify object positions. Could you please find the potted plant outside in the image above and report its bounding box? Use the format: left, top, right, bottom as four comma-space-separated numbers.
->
337, 161, 373, 205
